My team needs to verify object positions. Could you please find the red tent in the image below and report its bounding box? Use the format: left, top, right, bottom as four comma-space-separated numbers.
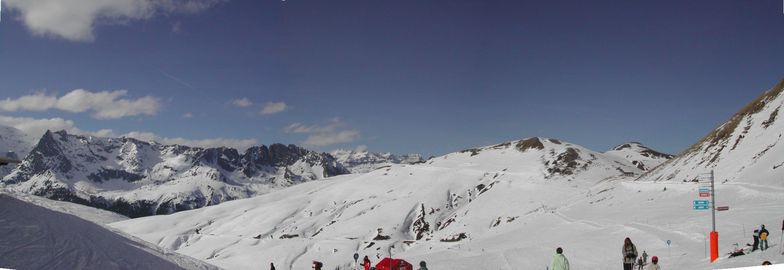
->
375, 258, 413, 270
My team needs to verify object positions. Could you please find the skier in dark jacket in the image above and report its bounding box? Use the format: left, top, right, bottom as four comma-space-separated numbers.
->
270, 262, 276, 270
418, 261, 429, 270
759, 225, 769, 251
622, 237, 638, 270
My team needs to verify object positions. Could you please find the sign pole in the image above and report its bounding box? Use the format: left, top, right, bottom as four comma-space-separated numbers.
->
709, 170, 718, 263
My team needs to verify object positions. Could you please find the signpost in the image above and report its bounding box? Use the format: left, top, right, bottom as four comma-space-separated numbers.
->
693, 200, 709, 210
692, 171, 718, 262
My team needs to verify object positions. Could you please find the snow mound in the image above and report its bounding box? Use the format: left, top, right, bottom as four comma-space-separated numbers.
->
0, 194, 219, 270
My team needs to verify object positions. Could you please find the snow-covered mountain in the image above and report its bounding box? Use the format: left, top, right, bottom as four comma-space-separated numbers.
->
640, 79, 784, 186
605, 142, 673, 171
111, 137, 681, 269
330, 148, 425, 173
0, 125, 34, 178
111, 80, 784, 270
1, 130, 349, 217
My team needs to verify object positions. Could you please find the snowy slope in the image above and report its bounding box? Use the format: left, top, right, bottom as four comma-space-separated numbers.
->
640, 79, 784, 187
605, 142, 673, 172
0, 194, 220, 270
1, 130, 348, 217
111, 137, 681, 270
331, 148, 424, 174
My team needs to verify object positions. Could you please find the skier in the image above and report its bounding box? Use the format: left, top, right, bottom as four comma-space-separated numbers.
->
641, 251, 648, 266
418, 261, 428, 270
270, 262, 276, 270
752, 229, 760, 252
647, 256, 660, 270
637, 257, 644, 270
312, 261, 323, 270
551, 247, 570, 270
362, 255, 371, 270
760, 225, 770, 251
622, 238, 638, 270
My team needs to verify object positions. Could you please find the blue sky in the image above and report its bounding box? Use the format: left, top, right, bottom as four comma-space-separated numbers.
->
0, 0, 782, 156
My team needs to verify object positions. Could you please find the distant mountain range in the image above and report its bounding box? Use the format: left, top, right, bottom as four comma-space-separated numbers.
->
330, 148, 425, 174
1, 130, 348, 217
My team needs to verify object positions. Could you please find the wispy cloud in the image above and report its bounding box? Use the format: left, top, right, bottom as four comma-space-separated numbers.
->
261, 101, 288, 115
231, 98, 253, 108
159, 70, 193, 88
182, 112, 194, 118
0, 89, 161, 119
3, 0, 226, 42
284, 118, 360, 147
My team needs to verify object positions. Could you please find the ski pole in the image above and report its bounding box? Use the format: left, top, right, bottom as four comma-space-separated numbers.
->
779, 230, 783, 254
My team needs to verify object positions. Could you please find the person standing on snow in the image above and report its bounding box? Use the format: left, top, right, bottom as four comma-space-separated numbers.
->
418, 261, 428, 270
551, 247, 570, 270
622, 238, 638, 270
641, 251, 648, 266
647, 256, 660, 270
362, 255, 372, 270
752, 229, 760, 252
760, 225, 770, 251
270, 262, 276, 270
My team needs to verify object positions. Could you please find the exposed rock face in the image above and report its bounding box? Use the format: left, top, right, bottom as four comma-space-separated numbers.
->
605, 142, 673, 172
2, 130, 349, 217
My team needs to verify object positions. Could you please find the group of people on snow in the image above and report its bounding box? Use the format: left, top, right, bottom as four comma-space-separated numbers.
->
276, 257, 428, 270
551, 237, 661, 270
751, 224, 771, 252
272, 219, 784, 270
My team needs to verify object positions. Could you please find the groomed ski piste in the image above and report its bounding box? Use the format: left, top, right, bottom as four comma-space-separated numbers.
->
0, 191, 220, 270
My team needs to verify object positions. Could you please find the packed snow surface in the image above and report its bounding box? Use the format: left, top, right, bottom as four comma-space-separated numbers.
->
0, 194, 220, 270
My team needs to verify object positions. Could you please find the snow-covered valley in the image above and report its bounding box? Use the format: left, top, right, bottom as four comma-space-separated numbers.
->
2, 80, 784, 270
109, 80, 784, 269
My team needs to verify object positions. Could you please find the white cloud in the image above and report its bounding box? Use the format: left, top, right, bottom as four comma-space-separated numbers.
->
0, 92, 57, 111
122, 131, 258, 151
231, 98, 253, 108
0, 115, 113, 142
0, 114, 257, 151
261, 101, 288, 115
182, 112, 193, 118
284, 118, 360, 147
0, 89, 161, 119
3, 0, 225, 42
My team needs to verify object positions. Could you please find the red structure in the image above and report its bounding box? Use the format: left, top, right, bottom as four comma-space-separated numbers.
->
710, 231, 718, 262
375, 258, 413, 270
